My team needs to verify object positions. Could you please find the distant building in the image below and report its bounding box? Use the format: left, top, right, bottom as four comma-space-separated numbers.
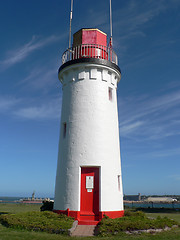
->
124, 193, 141, 201
144, 197, 177, 202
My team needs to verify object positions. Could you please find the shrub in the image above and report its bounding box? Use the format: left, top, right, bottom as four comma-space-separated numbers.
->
0, 211, 74, 235
40, 201, 54, 211
98, 211, 179, 236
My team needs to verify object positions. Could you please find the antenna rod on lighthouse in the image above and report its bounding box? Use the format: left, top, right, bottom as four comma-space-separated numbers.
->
69, 0, 73, 49
109, 0, 113, 47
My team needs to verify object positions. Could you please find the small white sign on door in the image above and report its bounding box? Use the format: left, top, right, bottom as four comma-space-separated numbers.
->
86, 176, 94, 189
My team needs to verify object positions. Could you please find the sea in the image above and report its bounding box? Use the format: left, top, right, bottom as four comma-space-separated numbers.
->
0, 196, 180, 209
0, 196, 22, 203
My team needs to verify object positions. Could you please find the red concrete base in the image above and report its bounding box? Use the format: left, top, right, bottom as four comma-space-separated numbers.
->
53, 209, 124, 225
99, 210, 124, 220
53, 209, 80, 220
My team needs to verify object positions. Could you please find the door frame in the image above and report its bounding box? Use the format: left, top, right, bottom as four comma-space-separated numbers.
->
79, 166, 100, 216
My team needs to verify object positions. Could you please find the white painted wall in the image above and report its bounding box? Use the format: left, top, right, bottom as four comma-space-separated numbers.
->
54, 62, 124, 212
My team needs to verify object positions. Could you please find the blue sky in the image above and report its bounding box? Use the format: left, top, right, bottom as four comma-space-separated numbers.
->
0, 0, 180, 198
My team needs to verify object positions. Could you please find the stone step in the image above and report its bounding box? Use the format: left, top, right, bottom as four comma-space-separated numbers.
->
71, 224, 98, 237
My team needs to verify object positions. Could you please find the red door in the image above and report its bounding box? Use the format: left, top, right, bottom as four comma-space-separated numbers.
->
80, 167, 99, 221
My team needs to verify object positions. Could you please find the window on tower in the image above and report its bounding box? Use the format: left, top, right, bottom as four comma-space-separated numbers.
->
108, 87, 113, 101
118, 175, 121, 192
63, 122, 67, 138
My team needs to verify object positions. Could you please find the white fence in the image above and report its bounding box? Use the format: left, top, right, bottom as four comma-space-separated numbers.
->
62, 44, 118, 65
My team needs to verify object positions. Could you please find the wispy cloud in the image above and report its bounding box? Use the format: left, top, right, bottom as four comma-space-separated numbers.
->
168, 174, 180, 181
14, 97, 61, 120
113, 0, 180, 57
122, 146, 180, 165
78, 0, 173, 36
153, 148, 180, 158
0, 96, 21, 111
0, 93, 62, 121
114, 3, 159, 34
121, 90, 180, 125
0, 35, 64, 70
120, 121, 144, 135
114, 0, 179, 37
18, 65, 59, 92
119, 86, 180, 140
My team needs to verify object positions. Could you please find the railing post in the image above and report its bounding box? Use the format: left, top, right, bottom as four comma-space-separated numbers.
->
61, 44, 118, 65
72, 47, 74, 60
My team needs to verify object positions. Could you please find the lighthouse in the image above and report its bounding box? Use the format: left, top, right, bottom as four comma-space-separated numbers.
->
54, 28, 124, 225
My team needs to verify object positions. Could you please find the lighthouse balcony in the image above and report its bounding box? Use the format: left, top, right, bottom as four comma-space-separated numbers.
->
62, 44, 118, 65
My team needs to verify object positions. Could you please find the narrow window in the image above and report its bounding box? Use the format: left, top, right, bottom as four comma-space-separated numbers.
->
108, 87, 113, 101
63, 122, 67, 138
118, 175, 121, 192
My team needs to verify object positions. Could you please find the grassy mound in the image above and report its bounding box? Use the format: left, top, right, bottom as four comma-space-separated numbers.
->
98, 211, 179, 236
0, 211, 74, 234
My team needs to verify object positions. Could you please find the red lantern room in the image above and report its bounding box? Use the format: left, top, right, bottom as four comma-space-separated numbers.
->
62, 28, 118, 65
73, 28, 107, 47
70, 28, 108, 61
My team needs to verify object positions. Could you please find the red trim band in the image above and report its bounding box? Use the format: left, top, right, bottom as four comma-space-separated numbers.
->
53, 209, 124, 224
99, 211, 124, 220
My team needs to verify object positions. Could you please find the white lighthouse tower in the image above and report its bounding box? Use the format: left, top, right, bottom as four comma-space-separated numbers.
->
54, 28, 124, 225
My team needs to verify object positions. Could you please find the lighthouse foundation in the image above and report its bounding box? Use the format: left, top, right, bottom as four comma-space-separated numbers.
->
54, 210, 124, 225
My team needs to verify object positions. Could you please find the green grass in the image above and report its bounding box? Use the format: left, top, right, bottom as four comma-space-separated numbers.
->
0, 224, 180, 240
0, 203, 41, 214
0, 204, 180, 240
146, 213, 180, 224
